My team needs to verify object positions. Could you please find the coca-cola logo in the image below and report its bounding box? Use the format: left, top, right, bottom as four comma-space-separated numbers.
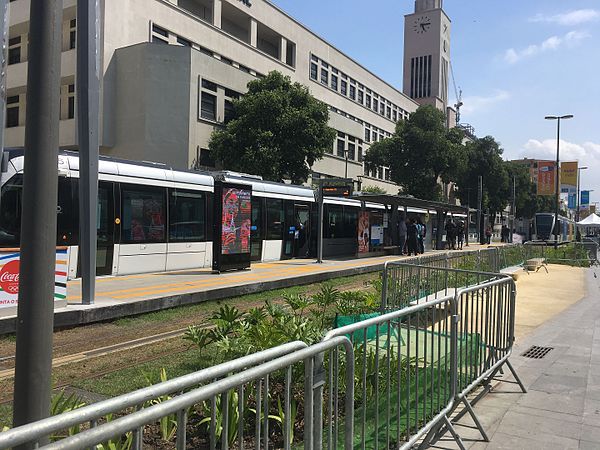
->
0, 260, 20, 295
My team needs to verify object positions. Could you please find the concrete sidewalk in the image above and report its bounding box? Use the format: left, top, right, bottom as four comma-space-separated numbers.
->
437, 266, 600, 449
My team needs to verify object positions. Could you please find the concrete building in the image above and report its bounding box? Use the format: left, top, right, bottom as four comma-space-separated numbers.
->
5, 0, 452, 192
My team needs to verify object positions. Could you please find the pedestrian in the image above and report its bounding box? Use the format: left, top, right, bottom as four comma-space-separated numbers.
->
398, 215, 407, 256
445, 219, 456, 250
456, 221, 465, 250
417, 218, 426, 254
485, 225, 493, 245
406, 218, 419, 256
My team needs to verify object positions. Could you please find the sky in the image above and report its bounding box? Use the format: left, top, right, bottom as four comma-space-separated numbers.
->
272, 0, 600, 206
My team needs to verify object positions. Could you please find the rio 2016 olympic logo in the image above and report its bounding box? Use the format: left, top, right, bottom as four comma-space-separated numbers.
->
0, 260, 20, 295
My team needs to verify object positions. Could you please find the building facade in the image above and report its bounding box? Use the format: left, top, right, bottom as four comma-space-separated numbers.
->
5, 0, 454, 192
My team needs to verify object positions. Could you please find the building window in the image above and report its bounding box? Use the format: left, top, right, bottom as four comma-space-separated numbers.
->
6, 95, 19, 128
151, 24, 169, 44
358, 146, 363, 162
336, 139, 345, 158
340, 80, 347, 96
393, 110, 398, 122
365, 94, 371, 109
310, 62, 318, 80
200, 92, 216, 121
320, 68, 328, 85
372, 99, 378, 112
379, 102, 385, 115
364, 128, 370, 143
177, 36, 192, 47
8, 36, 21, 65
331, 74, 338, 91
224, 100, 235, 123
349, 85, 356, 100
358, 90, 364, 104
69, 19, 76, 50
67, 84, 75, 119
202, 79, 218, 92
386, 106, 391, 119
348, 143, 355, 161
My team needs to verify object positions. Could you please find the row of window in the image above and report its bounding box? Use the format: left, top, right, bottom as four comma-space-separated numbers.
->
310, 54, 410, 124
8, 18, 76, 66
199, 78, 241, 123
6, 84, 74, 128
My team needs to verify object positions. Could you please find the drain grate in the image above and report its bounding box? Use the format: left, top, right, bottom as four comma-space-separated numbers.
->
521, 346, 553, 359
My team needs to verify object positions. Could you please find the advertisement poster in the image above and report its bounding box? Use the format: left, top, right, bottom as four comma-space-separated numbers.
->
358, 211, 370, 253
581, 190, 590, 210
221, 188, 251, 255
560, 161, 578, 193
0, 249, 68, 308
537, 162, 556, 196
371, 225, 384, 245
568, 193, 577, 210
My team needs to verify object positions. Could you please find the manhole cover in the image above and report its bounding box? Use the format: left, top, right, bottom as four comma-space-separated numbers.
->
521, 346, 553, 359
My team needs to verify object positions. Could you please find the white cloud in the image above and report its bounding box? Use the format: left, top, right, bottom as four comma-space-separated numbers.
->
531, 9, 600, 26
503, 30, 589, 64
459, 90, 510, 115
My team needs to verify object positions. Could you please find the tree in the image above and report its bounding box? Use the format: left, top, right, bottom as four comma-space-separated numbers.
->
209, 71, 336, 184
361, 185, 387, 194
364, 105, 464, 201
455, 136, 510, 222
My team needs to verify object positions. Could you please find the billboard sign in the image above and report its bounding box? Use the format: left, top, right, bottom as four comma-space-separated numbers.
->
537, 162, 556, 196
560, 161, 578, 193
358, 211, 369, 253
568, 193, 576, 210
0, 249, 68, 308
213, 182, 252, 272
581, 190, 590, 210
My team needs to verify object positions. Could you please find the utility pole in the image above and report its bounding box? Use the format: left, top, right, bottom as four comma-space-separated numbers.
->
316, 180, 323, 264
511, 176, 516, 243
477, 176, 483, 244
12, 1, 62, 445
77, 0, 101, 305
0, 0, 8, 155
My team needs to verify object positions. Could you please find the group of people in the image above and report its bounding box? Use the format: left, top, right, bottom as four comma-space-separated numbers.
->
444, 219, 465, 250
398, 217, 426, 256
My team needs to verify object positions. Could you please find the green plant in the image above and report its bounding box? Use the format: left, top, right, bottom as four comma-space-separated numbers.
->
183, 325, 215, 351
282, 292, 312, 318
199, 390, 243, 447
143, 368, 179, 442
211, 305, 244, 336
95, 414, 133, 450
311, 284, 340, 329
268, 397, 298, 445
49, 391, 86, 441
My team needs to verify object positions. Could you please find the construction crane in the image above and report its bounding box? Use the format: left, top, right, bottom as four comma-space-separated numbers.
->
450, 62, 462, 126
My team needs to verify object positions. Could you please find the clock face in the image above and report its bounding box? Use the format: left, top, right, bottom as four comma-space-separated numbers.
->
413, 16, 432, 34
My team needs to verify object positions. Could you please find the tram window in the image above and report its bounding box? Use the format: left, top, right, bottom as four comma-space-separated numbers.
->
343, 206, 358, 238
266, 198, 283, 240
121, 185, 166, 244
0, 174, 23, 246
324, 205, 343, 239
169, 189, 206, 242
56, 177, 77, 246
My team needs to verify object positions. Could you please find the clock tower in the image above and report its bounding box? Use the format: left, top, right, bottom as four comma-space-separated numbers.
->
402, 0, 451, 111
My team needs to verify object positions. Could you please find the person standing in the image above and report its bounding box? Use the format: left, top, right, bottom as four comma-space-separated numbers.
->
485, 225, 493, 245
457, 221, 465, 250
445, 219, 456, 250
398, 215, 407, 255
417, 218, 426, 254
407, 218, 419, 256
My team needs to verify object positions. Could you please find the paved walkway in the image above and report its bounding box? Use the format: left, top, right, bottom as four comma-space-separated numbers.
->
436, 266, 600, 449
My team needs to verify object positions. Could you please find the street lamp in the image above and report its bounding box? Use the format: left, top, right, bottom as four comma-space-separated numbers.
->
545, 114, 574, 247
576, 166, 588, 223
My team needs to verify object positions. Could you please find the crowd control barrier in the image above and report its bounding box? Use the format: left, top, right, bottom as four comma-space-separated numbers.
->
0, 253, 527, 450
524, 241, 598, 267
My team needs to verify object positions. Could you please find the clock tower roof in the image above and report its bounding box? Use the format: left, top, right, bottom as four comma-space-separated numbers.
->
415, 0, 442, 13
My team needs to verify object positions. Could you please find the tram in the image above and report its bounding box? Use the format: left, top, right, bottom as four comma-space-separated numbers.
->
533, 213, 576, 242
0, 150, 434, 279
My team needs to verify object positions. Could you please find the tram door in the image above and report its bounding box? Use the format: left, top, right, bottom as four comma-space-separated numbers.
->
250, 197, 263, 261
96, 182, 115, 275
282, 202, 310, 259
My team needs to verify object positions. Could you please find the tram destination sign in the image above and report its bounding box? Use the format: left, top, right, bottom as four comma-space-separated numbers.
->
319, 178, 354, 198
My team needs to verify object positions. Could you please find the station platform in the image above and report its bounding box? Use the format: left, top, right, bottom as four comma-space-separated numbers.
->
0, 244, 495, 334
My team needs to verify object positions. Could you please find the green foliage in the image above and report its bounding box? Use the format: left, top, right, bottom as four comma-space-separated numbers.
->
361, 185, 387, 194
365, 105, 465, 200
95, 414, 133, 450
143, 368, 181, 443
267, 397, 298, 445
199, 390, 243, 448
49, 391, 86, 441
209, 71, 336, 184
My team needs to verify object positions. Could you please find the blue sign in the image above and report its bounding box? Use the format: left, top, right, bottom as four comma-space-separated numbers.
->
568, 193, 576, 209
581, 190, 590, 209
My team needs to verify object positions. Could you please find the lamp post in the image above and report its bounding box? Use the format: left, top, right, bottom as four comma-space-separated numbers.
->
545, 114, 574, 247
576, 166, 588, 223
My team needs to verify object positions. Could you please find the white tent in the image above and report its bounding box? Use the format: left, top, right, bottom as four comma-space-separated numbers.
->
577, 213, 600, 227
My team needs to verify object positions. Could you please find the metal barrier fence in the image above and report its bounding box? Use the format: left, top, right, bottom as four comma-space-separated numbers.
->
0, 342, 309, 449
523, 241, 598, 267
0, 251, 527, 450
